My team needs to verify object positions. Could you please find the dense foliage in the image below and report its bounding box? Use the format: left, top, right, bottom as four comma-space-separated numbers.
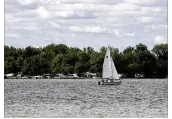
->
4, 43, 168, 78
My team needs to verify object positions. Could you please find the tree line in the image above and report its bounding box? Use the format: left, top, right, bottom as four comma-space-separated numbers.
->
4, 43, 168, 78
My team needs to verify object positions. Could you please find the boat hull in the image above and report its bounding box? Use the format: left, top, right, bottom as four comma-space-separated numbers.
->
98, 79, 121, 85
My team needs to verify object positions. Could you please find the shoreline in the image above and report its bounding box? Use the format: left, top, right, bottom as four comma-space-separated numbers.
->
4, 78, 168, 80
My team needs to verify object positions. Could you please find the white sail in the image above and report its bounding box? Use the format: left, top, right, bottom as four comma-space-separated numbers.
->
111, 57, 120, 79
102, 46, 119, 79
102, 47, 112, 78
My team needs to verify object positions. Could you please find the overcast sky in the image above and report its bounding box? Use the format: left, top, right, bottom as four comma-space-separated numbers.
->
5, 0, 167, 51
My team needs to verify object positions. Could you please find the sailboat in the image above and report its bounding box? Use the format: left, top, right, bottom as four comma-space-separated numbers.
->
98, 46, 121, 85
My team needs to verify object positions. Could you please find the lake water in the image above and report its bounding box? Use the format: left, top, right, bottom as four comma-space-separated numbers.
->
4, 79, 168, 118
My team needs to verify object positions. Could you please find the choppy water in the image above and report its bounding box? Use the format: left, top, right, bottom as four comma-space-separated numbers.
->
4, 79, 168, 118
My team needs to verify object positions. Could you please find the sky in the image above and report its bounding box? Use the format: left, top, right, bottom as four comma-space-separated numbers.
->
5, 0, 168, 51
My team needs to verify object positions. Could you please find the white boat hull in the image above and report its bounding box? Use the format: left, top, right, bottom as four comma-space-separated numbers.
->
98, 79, 121, 85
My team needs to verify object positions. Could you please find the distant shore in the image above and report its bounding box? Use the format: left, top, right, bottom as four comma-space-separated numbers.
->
5, 43, 168, 79
4, 78, 168, 80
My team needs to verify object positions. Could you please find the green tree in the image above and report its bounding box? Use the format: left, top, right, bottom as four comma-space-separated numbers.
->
100, 46, 106, 53
23, 46, 40, 58
121, 46, 136, 77
22, 55, 41, 75
52, 54, 64, 73
134, 44, 156, 78
89, 52, 101, 73
75, 52, 90, 75
86, 46, 95, 54
152, 44, 168, 78
61, 54, 77, 74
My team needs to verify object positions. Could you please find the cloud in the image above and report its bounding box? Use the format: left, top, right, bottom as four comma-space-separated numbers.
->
5, 33, 20, 38
69, 25, 109, 33
47, 0, 121, 4
144, 24, 167, 32
113, 3, 140, 11
54, 11, 93, 18
125, 32, 136, 37
125, 0, 154, 4
5, 0, 167, 50
139, 16, 154, 23
49, 21, 61, 28
84, 26, 108, 33
141, 7, 162, 13
124, 0, 167, 6
17, 0, 36, 5
113, 29, 121, 37
154, 36, 167, 44
36, 6, 51, 19
69, 26, 84, 32
69, 25, 135, 38
47, 3, 141, 12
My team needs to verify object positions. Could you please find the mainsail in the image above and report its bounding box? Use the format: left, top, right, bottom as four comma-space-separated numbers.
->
102, 46, 119, 79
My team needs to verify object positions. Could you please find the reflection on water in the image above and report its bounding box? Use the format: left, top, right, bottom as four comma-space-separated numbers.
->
4, 79, 168, 118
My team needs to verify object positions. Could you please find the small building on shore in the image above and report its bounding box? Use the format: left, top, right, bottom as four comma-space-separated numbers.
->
43, 74, 51, 79
66, 74, 79, 78
135, 73, 144, 78
16, 72, 23, 79
5, 73, 15, 79
32, 76, 42, 79
86, 72, 96, 78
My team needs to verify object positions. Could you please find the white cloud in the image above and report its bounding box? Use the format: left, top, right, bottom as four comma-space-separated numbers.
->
144, 24, 167, 32
69, 26, 84, 32
154, 36, 167, 44
124, 0, 154, 5
53, 0, 120, 4
54, 11, 88, 18
69, 25, 135, 38
17, 0, 36, 5
47, 3, 140, 12
84, 26, 108, 33
113, 29, 123, 37
49, 22, 61, 28
141, 7, 162, 13
69, 25, 108, 33
36, 6, 51, 19
5, 0, 168, 50
140, 16, 154, 23
58, 11, 75, 17
125, 32, 136, 37
5, 33, 20, 38
124, 0, 167, 6
10, 25, 38, 31
113, 3, 140, 11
